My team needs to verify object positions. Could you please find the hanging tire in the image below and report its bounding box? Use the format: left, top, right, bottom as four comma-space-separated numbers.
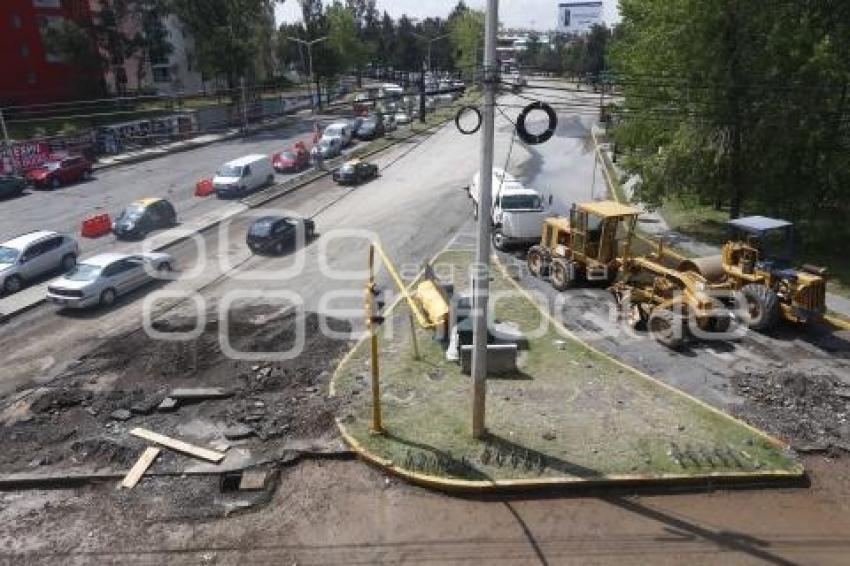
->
648, 308, 686, 350
527, 246, 545, 278
551, 260, 575, 291
741, 283, 780, 331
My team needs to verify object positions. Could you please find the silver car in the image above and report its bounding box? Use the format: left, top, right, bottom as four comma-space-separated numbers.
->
310, 137, 343, 161
47, 252, 173, 309
0, 230, 79, 295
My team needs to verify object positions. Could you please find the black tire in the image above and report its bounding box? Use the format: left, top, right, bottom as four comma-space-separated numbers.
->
492, 228, 507, 251
60, 253, 77, 272
648, 308, 686, 350
551, 260, 575, 291
266, 174, 274, 186
157, 262, 172, 273
4, 275, 23, 294
274, 241, 285, 255
741, 284, 780, 331
51, 177, 61, 190
527, 246, 544, 278
100, 288, 117, 307
83, 170, 92, 181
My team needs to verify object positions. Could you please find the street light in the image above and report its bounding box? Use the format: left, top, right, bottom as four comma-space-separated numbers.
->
412, 31, 450, 73
287, 36, 328, 109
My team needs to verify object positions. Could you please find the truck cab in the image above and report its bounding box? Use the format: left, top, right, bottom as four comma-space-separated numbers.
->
469, 168, 549, 250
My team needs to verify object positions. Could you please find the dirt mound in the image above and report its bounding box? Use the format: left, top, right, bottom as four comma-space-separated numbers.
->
732, 369, 850, 454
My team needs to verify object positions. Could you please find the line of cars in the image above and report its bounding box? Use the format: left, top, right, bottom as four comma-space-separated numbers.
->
0, 155, 94, 200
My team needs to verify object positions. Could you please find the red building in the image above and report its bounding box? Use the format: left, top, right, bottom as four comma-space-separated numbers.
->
0, 0, 94, 106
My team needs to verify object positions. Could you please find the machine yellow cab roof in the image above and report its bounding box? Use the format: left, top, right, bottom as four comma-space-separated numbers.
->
344, 158, 362, 166
543, 216, 571, 230
580, 200, 640, 218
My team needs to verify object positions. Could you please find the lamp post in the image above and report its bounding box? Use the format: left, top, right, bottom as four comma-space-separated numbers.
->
287, 36, 328, 109
412, 31, 450, 73
412, 32, 450, 123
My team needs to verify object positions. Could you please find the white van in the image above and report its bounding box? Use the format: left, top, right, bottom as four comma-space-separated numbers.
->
469, 168, 550, 250
214, 154, 275, 198
322, 122, 353, 147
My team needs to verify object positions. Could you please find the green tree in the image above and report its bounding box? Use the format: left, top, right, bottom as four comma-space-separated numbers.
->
166, 0, 281, 90
42, 19, 107, 99
448, 3, 484, 77
327, 2, 372, 82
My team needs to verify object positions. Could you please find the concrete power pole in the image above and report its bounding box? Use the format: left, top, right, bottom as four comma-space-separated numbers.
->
471, 0, 498, 439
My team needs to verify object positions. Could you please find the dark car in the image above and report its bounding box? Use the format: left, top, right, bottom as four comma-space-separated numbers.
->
246, 215, 315, 255
272, 142, 310, 173
332, 159, 379, 185
0, 174, 26, 199
112, 197, 177, 240
354, 115, 385, 140
26, 156, 93, 190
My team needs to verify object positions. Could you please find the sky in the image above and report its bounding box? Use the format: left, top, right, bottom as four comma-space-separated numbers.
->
274, 0, 620, 31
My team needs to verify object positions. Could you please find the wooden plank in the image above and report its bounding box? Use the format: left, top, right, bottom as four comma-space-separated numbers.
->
130, 428, 226, 463
168, 388, 231, 400
120, 446, 161, 489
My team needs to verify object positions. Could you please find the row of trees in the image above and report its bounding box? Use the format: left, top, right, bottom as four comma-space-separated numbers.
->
516, 25, 612, 79
609, 0, 850, 246
277, 1, 484, 98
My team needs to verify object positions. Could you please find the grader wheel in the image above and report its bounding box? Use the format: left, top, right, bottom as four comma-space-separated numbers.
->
648, 308, 686, 350
742, 283, 780, 332
551, 260, 576, 291
527, 246, 545, 278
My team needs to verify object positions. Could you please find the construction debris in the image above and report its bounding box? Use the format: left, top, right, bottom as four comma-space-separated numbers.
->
129, 427, 226, 463
168, 388, 231, 401
157, 397, 179, 412
110, 409, 132, 422
223, 424, 254, 440
119, 446, 161, 489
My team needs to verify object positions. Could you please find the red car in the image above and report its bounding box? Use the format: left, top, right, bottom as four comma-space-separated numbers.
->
26, 156, 93, 190
271, 142, 310, 173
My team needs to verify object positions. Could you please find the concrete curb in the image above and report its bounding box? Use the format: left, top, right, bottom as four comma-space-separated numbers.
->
0, 446, 355, 491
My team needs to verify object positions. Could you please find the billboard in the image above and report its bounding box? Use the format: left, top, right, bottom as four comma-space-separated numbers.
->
558, 2, 604, 34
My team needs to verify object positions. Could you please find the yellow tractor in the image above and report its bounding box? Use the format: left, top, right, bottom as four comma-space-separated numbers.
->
527, 200, 640, 290
678, 216, 827, 332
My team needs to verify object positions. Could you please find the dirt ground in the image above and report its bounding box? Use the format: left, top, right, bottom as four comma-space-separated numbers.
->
0, 305, 353, 475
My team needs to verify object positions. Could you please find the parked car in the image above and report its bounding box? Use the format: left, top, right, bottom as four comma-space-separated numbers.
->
395, 111, 411, 125
310, 137, 343, 162
246, 216, 315, 255
25, 156, 92, 190
354, 114, 385, 140
271, 142, 310, 173
333, 159, 379, 185
213, 154, 275, 198
322, 122, 354, 147
112, 197, 177, 240
384, 114, 398, 132
47, 252, 173, 309
0, 230, 79, 294
0, 173, 26, 199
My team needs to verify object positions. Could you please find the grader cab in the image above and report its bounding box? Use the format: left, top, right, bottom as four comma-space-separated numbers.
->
527, 200, 639, 290
679, 216, 827, 331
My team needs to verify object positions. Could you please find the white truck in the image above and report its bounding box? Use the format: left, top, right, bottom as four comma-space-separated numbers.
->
468, 168, 550, 250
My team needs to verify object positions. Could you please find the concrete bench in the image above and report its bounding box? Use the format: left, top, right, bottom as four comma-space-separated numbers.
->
459, 343, 518, 376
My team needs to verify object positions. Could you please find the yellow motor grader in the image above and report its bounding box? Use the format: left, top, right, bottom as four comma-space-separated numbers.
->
527, 200, 640, 290
677, 216, 827, 332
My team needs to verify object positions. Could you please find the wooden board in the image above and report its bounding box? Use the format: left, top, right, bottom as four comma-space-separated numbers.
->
167, 388, 231, 400
130, 428, 226, 463
120, 446, 161, 489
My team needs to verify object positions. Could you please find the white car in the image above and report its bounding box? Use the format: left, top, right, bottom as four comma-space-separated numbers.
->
395, 111, 411, 125
47, 252, 173, 309
383, 114, 398, 132
322, 122, 353, 147
310, 137, 343, 161
0, 230, 79, 295
213, 154, 275, 199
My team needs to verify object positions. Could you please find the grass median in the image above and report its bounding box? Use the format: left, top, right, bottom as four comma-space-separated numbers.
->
332, 248, 802, 487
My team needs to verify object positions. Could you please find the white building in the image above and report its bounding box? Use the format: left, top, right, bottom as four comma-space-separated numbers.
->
558, 1, 604, 34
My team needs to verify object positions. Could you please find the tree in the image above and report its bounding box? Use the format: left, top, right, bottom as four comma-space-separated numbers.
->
42, 19, 107, 99
167, 0, 281, 90
327, 2, 372, 83
610, 0, 850, 240
448, 3, 484, 78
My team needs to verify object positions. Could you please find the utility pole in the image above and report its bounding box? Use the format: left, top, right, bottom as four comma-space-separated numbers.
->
419, 61, 426, 124
471, 0, 498, 440
0, 108, 12, 174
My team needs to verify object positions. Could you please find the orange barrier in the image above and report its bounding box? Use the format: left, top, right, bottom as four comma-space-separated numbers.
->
195, 178, 214, 197
81, 213, 112, 238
